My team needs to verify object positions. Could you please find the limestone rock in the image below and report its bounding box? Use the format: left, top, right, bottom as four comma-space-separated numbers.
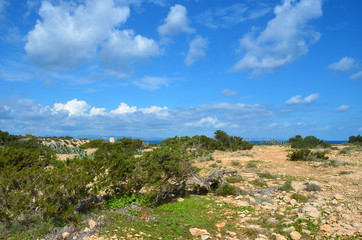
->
290, 231, 302, 240
216, 222, 226, 228
320, 224, 331, 232
189, 228, 209, 237
301, 206, 320, 218
334, 194, 343, 200
62, 232, 70, 239
89, 219, 96, 230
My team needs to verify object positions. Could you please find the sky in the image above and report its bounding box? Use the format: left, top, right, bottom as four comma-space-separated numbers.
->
0, 0, 361, 140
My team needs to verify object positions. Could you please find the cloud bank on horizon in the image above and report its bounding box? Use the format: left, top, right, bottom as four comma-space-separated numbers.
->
0, 0, 361, 140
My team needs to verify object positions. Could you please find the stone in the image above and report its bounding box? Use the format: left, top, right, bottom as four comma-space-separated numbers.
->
249, 197, 256, 205
283, 195, 291, 203
290, 231, 302, 240
302, 229, 311, 235
216, 222, 226, 228
189, 228, 209, 237
257, 234, 268, 239
83, 237, 91, 240
290, 199, 297, 206
272, 234, 287, 240
201, 235, 211, 240
89, 219, 96, 230
226, 230, 237, 237
62, 232, 70, 239
334, 194, 343, 200
266, 218, 279, 225
177, 197, 184, 202
320, 224, 331, 232
83, 227, 91, 233
301, 206, 320, 219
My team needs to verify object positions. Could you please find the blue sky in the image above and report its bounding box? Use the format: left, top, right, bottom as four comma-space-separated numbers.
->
0, 0, 361, 140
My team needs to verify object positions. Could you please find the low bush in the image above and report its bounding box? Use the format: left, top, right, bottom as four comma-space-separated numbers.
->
287, 149, 329, 161
291, 193, 309, 203
305, 183, 321, 192
215, 183, 236, 196
289, 135, 331, 149
280, 180, 294, 192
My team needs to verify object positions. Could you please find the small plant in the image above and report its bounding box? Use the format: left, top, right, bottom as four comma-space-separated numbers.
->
305, 183, 321, 192
216, 160, 222, 163
251, 178, 268, 188
106, 193, 151, 209
245, 161, 257, 168
258, 172, 276, 179
209, 163, 218, 168
280, 180, 294, 192
226, 175, 244, 183
231, 160, 240, 166
215, 183, 236, 196
287, 149, 329, 161
198, 155, 214, 162
291, 193, 309, 203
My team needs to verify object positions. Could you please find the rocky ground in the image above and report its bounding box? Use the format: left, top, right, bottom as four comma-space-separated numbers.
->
48, 145, 361, 240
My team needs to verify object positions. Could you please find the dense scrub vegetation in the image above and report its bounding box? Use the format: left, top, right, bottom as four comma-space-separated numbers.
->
0, 129, 253, 238
349, 134, 362, 144
288, 135, 331, 149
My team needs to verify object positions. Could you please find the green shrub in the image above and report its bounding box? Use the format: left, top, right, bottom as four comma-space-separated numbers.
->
349, 134, 362, 143
209, 163, 218, 168
258, 172, 277, 179
245, 161, 258, 168
289, 135, 331, 149
215, 183, 236, 196
280, 180, 294, 192
291, 193, 309, 203
226, 176, 244, 183
231, 160, 240, 166
305, 183, 321, 192
106, 193, 151, 209
287, 149, 329, 161
251, 178, 268, 187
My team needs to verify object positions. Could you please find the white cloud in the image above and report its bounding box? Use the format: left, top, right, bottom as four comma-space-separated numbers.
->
185, 117, 225, 128
100, 30, 160, 74
140, 106, 168, 114
53, 99, 90, 116
0, 0, 8, 19
334, 105, 350, 112
196, 3, 271, 29
328, 57, 358, 72
231, 0, 322, 76
350, 71, 362, 80
158, 4, 195, 35
185, 36, 208, 66
111, 102, 137, 114
285, 93, 320, 105
25, 0, 130, 71
222, 89, 239, 96
132, 76, 171, 90
90, 107, 107, 116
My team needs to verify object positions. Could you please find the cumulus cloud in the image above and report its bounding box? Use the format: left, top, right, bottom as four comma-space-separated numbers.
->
90, 107, 107, 116
231, 0, 322, 76
350, 71, 362, 80
328, 57, 358, 72
222, 89, 239, 96
185, 36, 208, 66
0, 97, 276, 137
53, 99, 90, 116
111, 102, 137, 114
185, 117, 225, 128
132, 76, 171, 90
158, 4, 195, 35
25, 0, 130, 71
334, 105, 350, 112
285, 93, 320, 105
100, 30, 160, 74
